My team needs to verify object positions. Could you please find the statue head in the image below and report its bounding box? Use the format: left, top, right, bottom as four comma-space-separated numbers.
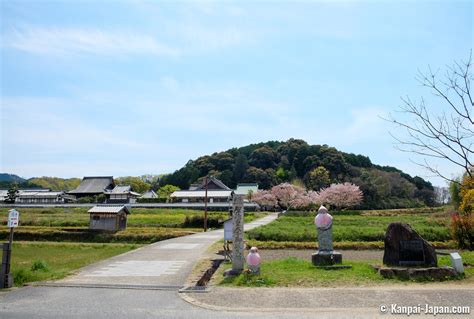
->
318, 205, 328, 214
315, 205, 333, 228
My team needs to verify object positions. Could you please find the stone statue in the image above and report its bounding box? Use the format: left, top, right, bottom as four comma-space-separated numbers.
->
312, 205, 342, 266
314, 205, 333, 251
246, 246, 261, 274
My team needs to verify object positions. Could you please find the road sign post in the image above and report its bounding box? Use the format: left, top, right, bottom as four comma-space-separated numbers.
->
1, 209, 19, 289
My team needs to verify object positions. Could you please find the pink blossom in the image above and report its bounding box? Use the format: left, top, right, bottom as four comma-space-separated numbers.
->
253, 190, 278, 208
317, 182, 363, 209
271, 183, 306, 210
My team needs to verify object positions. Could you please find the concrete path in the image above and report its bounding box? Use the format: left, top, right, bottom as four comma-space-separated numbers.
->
48, 213, 278, 289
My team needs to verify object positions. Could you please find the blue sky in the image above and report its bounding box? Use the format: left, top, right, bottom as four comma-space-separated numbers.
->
0, 0, 472, 186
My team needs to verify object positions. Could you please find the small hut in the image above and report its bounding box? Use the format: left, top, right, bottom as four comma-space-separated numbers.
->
88, 205, 130, 231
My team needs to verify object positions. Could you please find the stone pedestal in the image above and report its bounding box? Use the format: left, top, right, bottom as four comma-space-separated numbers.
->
312, 251, 342, 266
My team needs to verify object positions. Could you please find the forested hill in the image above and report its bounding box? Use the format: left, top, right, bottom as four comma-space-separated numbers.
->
160, 139, 435, 209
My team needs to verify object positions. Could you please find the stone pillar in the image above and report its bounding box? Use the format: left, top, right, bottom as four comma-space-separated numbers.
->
317, 227, 333, 252
231, 194, 245, 274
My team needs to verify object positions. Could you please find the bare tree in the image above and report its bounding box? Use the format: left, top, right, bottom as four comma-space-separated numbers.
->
388, 53, 473, 183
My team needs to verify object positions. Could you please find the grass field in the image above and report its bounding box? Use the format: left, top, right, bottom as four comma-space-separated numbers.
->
10, 242, 141, 286
246, 208, 452, 245
0, 208, 261, 228
218, 251, 474, 287
0, 208, 265, 243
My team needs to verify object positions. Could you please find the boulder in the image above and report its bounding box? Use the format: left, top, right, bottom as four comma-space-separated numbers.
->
383, 222, 437, 267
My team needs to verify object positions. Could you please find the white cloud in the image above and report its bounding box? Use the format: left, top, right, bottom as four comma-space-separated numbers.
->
3, 26, 180, 57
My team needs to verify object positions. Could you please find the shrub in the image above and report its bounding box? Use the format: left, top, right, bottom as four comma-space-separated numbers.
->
450, 212, 473, 250
183, 215, 223, 228
31, 260, 49, 272
13, 269, 32, 286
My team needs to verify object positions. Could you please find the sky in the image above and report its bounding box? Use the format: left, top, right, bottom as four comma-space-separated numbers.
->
0, 0, 472, 187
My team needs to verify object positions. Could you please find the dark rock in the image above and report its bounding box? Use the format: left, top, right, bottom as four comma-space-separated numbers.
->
378, 266, 457, 281
312, 251, 342, 266
379, 268, 395, 278
383, 222, 437, 267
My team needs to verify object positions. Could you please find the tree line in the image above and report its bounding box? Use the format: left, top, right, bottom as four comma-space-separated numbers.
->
159, 138, 436, 209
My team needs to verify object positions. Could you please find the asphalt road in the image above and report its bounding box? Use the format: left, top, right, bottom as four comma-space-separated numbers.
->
0, 214, 285, 319
0, 286, 326, 319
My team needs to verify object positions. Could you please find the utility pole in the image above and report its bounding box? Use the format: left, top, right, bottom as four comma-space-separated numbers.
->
204, 176, 208, 232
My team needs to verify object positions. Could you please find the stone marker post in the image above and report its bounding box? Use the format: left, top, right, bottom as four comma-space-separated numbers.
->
231, 194, 245, 274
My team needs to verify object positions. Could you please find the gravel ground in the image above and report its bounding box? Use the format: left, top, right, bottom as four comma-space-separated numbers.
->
253, 249, 384, 262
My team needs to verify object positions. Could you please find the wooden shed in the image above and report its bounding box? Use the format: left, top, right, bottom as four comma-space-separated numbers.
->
88, 205, 130, 231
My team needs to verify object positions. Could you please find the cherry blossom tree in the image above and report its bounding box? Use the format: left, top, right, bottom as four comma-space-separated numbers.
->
318, 182, 363, 209
270, 183, 305, 210
252, 190, 278, 209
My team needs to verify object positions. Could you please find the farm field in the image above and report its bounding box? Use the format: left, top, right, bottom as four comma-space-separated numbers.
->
10, 242, 141, 286
0, 208, 265, 243
246, 207, 455, 249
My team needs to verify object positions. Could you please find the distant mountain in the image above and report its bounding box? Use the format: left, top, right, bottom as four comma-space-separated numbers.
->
159, 138, 436, 209
0, 173, 26, 183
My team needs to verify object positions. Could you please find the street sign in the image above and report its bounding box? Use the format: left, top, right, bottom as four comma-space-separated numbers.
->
7, 209, 19, 228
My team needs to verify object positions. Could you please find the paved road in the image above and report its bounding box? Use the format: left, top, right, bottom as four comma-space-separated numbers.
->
0, 214, 286, 319
0, 286, 324, 319
53, 213, 277, 288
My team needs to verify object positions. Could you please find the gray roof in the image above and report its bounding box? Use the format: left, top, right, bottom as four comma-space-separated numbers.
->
141, 190, 158, 198
88, 205, 130, 214
196, 177, 231, 191
69, 176, 115, 194
109, 185, 131, 194
171, 190, 232, 198
18, 191, 64, 198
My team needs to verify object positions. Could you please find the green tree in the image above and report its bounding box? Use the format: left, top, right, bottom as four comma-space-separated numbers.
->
305, 166, 331, 191
249, 146, 277, 169
233, 154, 249, 182
275, 167, 289, 183
115, 176, 151, 193
5, 183, 18, 203
449, 178, 462, 208
28, 177, 81, 191
158, 185, 180, 202
244, 167, 274, 189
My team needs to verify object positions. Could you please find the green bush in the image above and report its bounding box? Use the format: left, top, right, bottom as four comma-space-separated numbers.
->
31, 260, 49, 272
13, 269, 32, 286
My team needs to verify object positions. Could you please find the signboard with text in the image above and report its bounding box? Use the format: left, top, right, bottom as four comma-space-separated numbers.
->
7, 209, 19, 228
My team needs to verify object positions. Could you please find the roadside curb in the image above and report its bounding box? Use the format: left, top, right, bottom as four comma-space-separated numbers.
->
179, 292, 373, 314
